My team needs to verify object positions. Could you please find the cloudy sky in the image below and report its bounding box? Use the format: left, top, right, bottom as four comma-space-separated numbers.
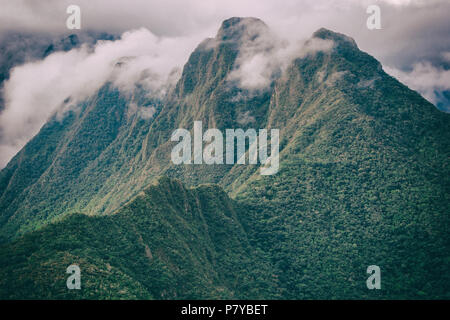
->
1, 0, 449, 66
0, 0, 449, 167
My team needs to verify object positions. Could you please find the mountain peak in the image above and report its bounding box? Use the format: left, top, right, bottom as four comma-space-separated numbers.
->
216, 17, 269, 42
312, 27, 358, 49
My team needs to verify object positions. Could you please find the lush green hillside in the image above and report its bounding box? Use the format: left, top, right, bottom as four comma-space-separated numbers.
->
0, 17, 449, 299
231, 28, 450, 299
0, 177, 278, 299
0, 17, 275, 239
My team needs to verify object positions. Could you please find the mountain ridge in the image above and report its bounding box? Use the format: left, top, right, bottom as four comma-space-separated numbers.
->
0, 177, 278, 299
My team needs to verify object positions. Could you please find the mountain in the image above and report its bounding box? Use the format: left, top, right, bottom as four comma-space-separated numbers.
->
0, 17, 449, 299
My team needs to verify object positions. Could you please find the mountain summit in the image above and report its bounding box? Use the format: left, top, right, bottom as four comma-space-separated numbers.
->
216, 17, 269, 41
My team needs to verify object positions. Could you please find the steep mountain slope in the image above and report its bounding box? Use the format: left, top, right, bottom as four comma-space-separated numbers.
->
0, 17, 449, 299
0, 17, 275, 239
0, 177, 277, 299
0, 84, 156, 237
231, 28, 450, 299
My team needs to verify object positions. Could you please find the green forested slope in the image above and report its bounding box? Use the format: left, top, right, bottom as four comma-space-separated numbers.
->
0, 177, 278, 299
231, 28, 450, 299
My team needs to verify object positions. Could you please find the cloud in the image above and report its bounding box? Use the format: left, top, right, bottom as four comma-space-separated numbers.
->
223, 18, 334, 92
236, 111, 256, 125
128, 102, 157, 120
385, 63, 450, 112
1, 1, 448, 71
443, 52, 450, 62
325, 71, 348, 86
0, 28, 201, 167
231, 36, 333, 91
356, 77, 380, 89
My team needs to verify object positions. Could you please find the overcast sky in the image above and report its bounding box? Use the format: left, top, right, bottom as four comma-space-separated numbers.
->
0, 0, 449, 167
0, 0, 448, 63
1, 0, 449, 96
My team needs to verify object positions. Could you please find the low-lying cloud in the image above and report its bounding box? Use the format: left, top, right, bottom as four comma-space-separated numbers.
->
0, 28, 201, 167
224, 18, 334, 92
385, 62, 450, 112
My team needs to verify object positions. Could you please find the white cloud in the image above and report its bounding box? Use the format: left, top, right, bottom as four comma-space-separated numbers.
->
443, 52, 450, 62
236, 111, 256, 125
0, 28, 200, 167
225, 18, 334, 92
378, 0, 435, 6
385, 63, 450, 109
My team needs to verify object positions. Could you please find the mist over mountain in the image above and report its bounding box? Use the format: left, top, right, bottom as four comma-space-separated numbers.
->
0, 28, 200, 168
0, 31, 117, 105
0, 31, 118, 166
0, 17, 449, 299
